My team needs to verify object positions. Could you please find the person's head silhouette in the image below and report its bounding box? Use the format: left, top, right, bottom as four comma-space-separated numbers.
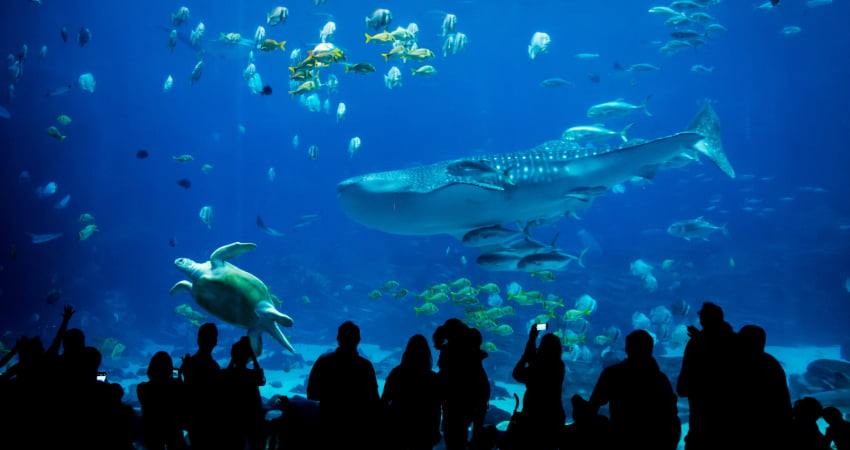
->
625, 329, 654, 359
698, 302, 724, 329
197, 322, 218, 351
337, 321, 361, 352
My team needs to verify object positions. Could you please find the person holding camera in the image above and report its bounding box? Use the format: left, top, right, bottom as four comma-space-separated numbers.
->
505, 323, 565, 450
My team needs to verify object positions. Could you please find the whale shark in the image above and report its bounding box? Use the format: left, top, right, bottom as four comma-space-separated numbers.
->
338, 102, 734, 239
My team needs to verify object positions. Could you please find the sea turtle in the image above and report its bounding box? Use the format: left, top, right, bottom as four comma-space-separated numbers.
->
169, 242, 295, 355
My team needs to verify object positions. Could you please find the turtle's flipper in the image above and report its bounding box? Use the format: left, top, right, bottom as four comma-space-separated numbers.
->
169, 280, 193, 295
256, 302, 296, 354
262, 321, 295, 354
257, 302, 294, 327
210, 242, 257, 266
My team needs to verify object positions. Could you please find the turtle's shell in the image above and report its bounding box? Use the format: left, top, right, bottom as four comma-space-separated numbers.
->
191, 262, 271, 327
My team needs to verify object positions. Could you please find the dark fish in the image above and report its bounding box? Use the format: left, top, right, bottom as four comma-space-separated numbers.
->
169, 237, 177, 247
587, 72, 601, 83
256, 216, 284, 236
10, 245, 16, 259
771, 0, 780, 5
78, 27, 91, 47
366, 8, 392, 31
260, 85, 273, 95
46, 287, 62, 305
612, 61, 625, 71
671, 30, 704, 40
476, 252, 522, 271
136, 149, 149, 159
176, 178, 191, 189
61, 27, 68, 42
45, 84, 72, 96
671, 299, 690, 317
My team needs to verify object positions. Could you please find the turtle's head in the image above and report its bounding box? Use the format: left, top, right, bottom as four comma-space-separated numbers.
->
174, 257, 203, 280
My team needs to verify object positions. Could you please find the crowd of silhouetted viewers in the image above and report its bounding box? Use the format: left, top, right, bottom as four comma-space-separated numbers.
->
1, 302, 848, 449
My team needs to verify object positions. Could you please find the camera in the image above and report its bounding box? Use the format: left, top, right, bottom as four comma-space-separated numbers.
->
96, 371, 107, 382
172, 368, 179, 378
535, 323, 548, 331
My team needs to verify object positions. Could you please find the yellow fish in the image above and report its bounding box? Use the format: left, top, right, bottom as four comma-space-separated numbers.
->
563, 308, 591, 321
47, 126, 66, 142
368, 289, 383, 300
379, 280, 400, 291
110, 343, 125, 360
478, 283, 500, 294
77, 224, 98, 240
411, 65, 437, 77
531, 270, 555, 281
381, 45, 407, 61
404, 48, 435, 62
480, 342, 498, 353
414, 302, 438, 316
288, 80, 320, 97
219, 32, 242, 43
260, 39, 286, 52
491, 324, 514, 336
364, 32, 395, 44
56, 114, 72, 125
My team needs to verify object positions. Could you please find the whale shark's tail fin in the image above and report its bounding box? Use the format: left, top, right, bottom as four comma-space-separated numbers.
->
687, 100, 735, 179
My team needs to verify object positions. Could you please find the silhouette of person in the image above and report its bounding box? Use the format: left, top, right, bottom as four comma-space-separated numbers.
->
676, 302, 737, 450
589, 329, 680, 450
307, 321, 383, 448
220, 336, 267, 450
736, 324, 792, 449
179, 322, 222, 450
562, 394, 611, 450
823, 406, 850, 450
64, 346, 134, 449
382, 334, 442, 450
137, 351, 188, 450
790, 396, 830, 450
433, 319, 491, 450
507, 326, 565, 450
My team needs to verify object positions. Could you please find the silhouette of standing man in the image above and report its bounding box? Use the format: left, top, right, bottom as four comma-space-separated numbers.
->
676, 302, 737, 450
307, 321, 383, 448
589, 329, 680, 450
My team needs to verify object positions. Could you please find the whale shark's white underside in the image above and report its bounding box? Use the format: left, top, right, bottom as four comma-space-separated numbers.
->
338, 102, 734, 238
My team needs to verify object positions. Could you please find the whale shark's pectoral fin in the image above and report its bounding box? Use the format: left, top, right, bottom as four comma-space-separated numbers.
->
169, 280, 193, 295
455, 179, 505, 191
446, 160, 511, 191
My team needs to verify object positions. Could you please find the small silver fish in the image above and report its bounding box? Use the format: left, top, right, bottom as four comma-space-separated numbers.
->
199, 205, 213, 229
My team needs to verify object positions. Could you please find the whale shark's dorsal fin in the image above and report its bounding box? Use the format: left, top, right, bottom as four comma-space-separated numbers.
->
688, 100, 735, 179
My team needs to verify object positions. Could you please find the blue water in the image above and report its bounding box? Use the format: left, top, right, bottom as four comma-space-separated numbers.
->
1, 0, 848, 384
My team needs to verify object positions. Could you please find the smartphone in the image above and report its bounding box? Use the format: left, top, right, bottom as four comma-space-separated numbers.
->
96, 371, 107, 382
172, 368, 179, 378
535, 323, 548, 331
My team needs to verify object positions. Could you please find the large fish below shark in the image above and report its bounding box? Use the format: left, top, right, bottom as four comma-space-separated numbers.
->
338, 101, 734, 244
